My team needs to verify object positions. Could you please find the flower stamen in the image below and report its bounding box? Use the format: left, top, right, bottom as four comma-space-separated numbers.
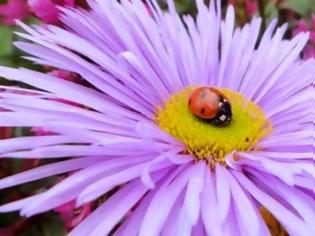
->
156, 87, 272, 164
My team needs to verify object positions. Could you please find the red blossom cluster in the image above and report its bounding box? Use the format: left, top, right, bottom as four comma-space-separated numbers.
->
293, 15, 315, 59
0, 0, 76, 25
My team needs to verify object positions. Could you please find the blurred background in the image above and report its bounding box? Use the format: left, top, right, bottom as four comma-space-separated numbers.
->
0, 0, 314, 235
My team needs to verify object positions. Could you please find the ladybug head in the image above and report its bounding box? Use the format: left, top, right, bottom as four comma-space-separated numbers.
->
209, 97, 232, 127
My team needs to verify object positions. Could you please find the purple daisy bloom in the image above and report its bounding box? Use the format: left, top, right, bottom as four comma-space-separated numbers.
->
0, 0, 314, 235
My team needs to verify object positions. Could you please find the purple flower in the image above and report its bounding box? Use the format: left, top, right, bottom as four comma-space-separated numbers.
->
0, 0, 314, 235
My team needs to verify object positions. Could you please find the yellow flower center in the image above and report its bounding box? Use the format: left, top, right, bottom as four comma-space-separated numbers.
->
156, 87, 272, 164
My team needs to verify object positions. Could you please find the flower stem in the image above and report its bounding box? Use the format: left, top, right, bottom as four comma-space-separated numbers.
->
258, 0, 266, 32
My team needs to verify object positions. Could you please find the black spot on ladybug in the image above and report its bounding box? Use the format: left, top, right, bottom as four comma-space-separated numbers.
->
245, 137, 249, 142
200, 91, 207, 99
200, 108, 205, 114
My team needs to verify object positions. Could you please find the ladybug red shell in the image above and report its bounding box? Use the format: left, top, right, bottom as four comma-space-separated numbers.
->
188, 87, 232, 126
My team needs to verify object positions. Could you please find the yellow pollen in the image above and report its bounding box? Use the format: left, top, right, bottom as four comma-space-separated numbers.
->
156, 87, 272, 164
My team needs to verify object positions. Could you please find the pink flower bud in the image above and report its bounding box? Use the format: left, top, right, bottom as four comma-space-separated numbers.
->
28, 0, 75, 24
0, 0, 30, 25
54, 200, 91, 230
293, 16, 315, 59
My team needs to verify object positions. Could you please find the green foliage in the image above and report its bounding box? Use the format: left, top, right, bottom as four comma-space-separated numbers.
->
0, 211, 20, 227
280, 0, 315, 16
0, 25, 42, 71
0, 25, 13, 57
158, 0, 198, 15
174, 0, 197, 15
20, 213, 66, 236
265, 0, 279, 23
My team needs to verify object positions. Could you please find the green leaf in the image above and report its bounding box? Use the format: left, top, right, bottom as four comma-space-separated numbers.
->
0, 26, 14, 56
20, 213, 66, 236
158, 0, 197, 15
25, 17, 42, 25
279, 0, 312, 16
0, 211, 19, 227
265, 0, 279, 24
41, 214, 67, 236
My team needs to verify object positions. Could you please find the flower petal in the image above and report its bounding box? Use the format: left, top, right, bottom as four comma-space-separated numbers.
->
234, 171, 314, 235
0, 158, 93, 190
139, 164, 194, 236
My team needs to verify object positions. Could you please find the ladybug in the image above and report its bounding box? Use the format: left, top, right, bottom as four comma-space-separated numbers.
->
188, 87, 232, 126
